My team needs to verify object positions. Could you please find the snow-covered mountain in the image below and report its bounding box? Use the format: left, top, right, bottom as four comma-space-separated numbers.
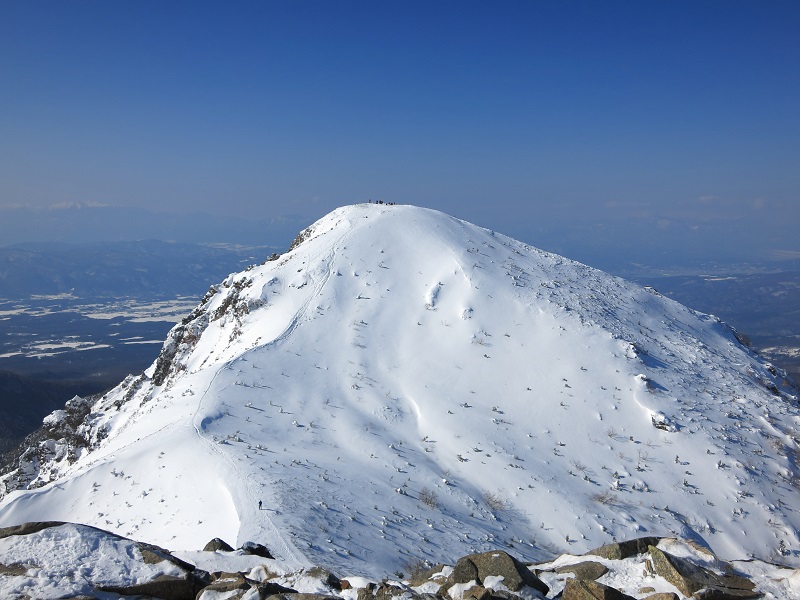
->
1, 203, 798, 578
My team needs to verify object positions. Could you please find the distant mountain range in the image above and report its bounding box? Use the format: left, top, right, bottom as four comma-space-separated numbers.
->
0, 203, 304, 247
0, 239, 277, 299
4, 201, 799, 275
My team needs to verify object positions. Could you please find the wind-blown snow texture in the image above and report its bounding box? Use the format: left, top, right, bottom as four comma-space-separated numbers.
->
1, 204, 798, 577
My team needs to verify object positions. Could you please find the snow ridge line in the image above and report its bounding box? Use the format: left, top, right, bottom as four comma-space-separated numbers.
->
234, 221, 352, 363
187, 226, 354, 567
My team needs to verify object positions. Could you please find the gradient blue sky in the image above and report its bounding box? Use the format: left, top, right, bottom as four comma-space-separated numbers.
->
1, 1, 798, 266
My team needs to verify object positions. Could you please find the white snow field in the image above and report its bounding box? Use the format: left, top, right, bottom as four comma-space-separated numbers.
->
0, 203, 798, 579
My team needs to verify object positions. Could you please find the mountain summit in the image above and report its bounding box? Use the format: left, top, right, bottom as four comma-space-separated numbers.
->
1, 204, 798, 576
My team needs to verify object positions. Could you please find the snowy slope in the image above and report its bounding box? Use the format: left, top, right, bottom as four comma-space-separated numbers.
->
1, 204, 798, 578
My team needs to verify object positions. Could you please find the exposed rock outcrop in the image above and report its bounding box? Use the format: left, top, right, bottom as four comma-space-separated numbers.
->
648, 545, 761, 599
240, 540, 275, 559
407, 549, 549, 598
585, 537, 662, 560
554, 561, 609, 581
0, 522, 788, 598
98, 572, 211, 600
203, 537, 235, 552
562, 578, 637, 599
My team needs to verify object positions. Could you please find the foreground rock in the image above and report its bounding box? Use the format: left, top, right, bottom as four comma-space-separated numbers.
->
2, 522, 798, 599
534, 537, 786, 599
405, 549, 549, 598
202, 578, 298, 600
204, 537, 235, 552
241, 540, 275, 559
554, 561, 609, 581
648, 545, 762, 599
97, 572, 210, 599
585, 537, 663, 561
0, 521, 210, 599
561, 578, 637, 599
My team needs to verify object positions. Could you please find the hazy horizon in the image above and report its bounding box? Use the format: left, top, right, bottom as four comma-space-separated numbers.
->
2, 1, 798, 270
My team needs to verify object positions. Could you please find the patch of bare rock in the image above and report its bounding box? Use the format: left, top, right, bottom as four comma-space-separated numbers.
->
1, 523, 798, 599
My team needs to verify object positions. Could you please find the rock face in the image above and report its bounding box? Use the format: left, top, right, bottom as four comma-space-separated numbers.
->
554, 561, 609, 581
240, 540, 275, 559
648, 546, 761, 599
0, 394, 96, 495
468, 550, 548, 593
408, 563, 449, 587
357, 582, 419, 600
202, 578, 298, 600
0, 563, 26, 576
0, 520, 68, 539
305, 566, 343, 591
203, 537, 235, 552
97, 572, 211, 600
585, 537, 662, 560
423, 550, 549, 597
562, 578, 637, 599
447, 556, 479, 590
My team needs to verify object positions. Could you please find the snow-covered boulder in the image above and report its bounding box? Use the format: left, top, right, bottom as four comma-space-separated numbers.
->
0, 521, 209, 599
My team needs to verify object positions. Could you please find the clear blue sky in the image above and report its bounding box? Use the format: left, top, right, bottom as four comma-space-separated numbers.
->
1, 1, 798, 266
